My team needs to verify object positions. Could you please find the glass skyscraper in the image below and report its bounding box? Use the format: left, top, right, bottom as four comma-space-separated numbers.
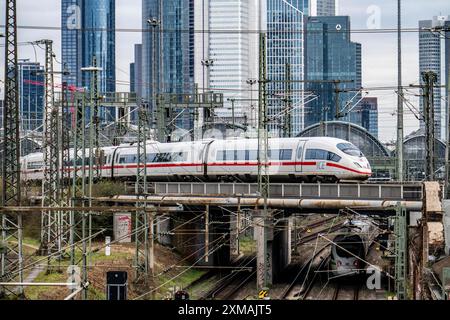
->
81, 0, 116, 93
13, 61, 45, 132
61, 0, 116, 93
354, 97, 379, 138
310, 0, 336, 16
62, 0, 82, 88
142, 0, 195, 130
304, 16, 362, 129
266, 0, 309, 136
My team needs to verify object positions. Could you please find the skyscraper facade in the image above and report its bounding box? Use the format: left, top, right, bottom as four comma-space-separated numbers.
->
419, 16, 449, 140
81, 0, 116, 93
266, 0, 309, 136
61, 0, 82, 88
310, 0, 336, 16
133, 44, 143, 100
61, 0, 116, 93
142, 0, 195, 130
208, 0, 251, 119
354, 97, 378, 138
15, 61, 45, 132
194, 0, 260, 127
130, 62, 135, 93
304, 16, 362, 129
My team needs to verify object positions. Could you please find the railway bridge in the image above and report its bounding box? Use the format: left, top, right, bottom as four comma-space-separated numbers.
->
101, 181, 444, 291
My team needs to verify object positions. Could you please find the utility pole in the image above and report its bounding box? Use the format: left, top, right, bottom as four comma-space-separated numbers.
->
422, 71, 438, 181
1, 0, 23, 297
396, 0, 404, 182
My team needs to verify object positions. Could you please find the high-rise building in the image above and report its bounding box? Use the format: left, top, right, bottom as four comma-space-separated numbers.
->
13, 61, 45, 132
130, 62, 135, 93
304, 16, 362, 129
419, 16, 449, 140
132, 44, 143, 100
62, 0, 82, 88
265, 0, 309, 136
354, 97, 378, 138
81, 0, 116, 93
310, 0, 337, 16
207, 0, 251, 119
194, 0, 259, 127
142, 0, 195, 130
61, 0, 116, 93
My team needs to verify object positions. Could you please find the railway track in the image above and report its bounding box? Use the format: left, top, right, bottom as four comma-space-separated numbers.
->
333, 284, 361, 300
281, 246, 331, 300
199, 256, 256, 300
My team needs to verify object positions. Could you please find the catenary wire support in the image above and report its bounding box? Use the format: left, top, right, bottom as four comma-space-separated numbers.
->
1, 0, 24, 298
257, 33, 273, 291
394, 203, 407, 300
421, 71, 437, 181
135, 103, 151, 282
70, 93, 89, 300
39, 40, 65, 266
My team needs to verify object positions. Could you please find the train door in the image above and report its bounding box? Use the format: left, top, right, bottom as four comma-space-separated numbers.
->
295, 141, 306, 173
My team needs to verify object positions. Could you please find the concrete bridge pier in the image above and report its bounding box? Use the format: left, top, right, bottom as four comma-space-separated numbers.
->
254, 212, 292, 290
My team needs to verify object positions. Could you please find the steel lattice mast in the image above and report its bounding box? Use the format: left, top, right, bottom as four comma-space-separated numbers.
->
1, 0, 23, 297
39, 40, 63, 261
135, 103, 151, 281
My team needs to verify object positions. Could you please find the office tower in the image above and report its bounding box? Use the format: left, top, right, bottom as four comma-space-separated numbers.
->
419, 16, 449, 140
305, 16, 362, 129
310, 0, 337, 16
355, 97, 379, 138
15, 61, 45, 132
142, 0, 195, 130
266, 0, 309, 136
61, 0, 116, 92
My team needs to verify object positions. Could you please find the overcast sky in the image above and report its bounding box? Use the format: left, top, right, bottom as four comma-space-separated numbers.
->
0, 0, 449, 142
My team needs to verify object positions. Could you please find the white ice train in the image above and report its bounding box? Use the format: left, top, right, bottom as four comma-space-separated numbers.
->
20, 137, 372, 182
330, 218, 378, 278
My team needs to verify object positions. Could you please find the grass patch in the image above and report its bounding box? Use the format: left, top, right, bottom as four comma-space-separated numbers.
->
240, 236, 256, 255
24, 270, 67, 300
23, 237, 40, 249
154, 269, 206, 300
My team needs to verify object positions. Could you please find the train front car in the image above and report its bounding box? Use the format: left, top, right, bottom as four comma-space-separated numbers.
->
329, 218, 377, 278
301, 138, 372, 182
329, 139, 372, 181
330, 233, 366, 278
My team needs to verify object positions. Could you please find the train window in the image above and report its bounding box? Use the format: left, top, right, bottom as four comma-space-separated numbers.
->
305, 149, 328, 160
236, 150, 246, 161
337, 143, 363, 157
279, 149, 293, 160
27, 161, 44, 170
216, 151, 225, 161
225, 150, 235, 161
247, 150, 258, 161
327, 152, 341, 163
